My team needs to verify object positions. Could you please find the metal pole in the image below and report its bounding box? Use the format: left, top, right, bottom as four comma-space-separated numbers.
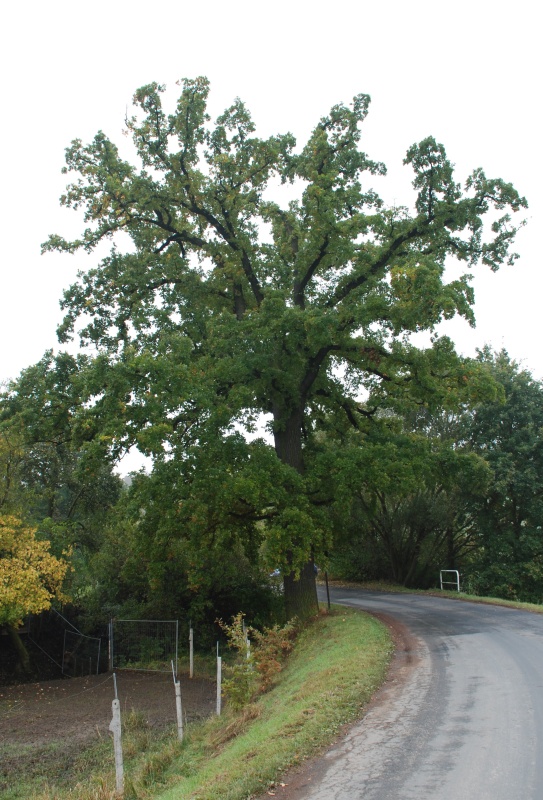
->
325, 571, 331, 610
175, 620, 179, 678
109, 619, 113, 672
189, 627, 194, 679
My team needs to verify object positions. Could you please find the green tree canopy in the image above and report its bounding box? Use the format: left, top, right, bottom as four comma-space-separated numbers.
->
465, 349, 543, 600
41, 78, 526, 616
0, 352, 123, 593
327, 407, 491, 587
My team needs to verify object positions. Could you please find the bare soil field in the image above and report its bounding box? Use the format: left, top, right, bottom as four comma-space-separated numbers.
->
0, 670, 215, 795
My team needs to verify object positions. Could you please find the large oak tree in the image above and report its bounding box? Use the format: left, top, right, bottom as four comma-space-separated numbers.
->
43, 78, 526, 617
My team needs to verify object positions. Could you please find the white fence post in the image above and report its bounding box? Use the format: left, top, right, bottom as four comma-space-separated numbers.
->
109, 678, 124, 796
172, 661, 184, 741
175, 681, 184, 741
216, 649, 222, 716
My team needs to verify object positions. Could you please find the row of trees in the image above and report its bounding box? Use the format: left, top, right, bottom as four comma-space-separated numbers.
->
330, 348, 543, 600
0, 78, 536, 675
2, 348, 542, 653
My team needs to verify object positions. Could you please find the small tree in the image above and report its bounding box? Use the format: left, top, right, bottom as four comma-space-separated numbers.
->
0, 515, 71, 672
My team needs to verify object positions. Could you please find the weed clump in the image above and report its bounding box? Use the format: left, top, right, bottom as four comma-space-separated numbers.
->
217, 613, 299, 708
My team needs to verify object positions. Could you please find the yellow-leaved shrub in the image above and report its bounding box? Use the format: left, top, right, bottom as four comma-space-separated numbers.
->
0, 515, 71, 627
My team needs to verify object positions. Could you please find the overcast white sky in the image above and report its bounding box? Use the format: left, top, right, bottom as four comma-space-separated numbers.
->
1, 0, 540, 397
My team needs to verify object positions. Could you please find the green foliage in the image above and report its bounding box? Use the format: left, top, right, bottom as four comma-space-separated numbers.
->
0, 352, 117, 542
463, 349, 543, 602
0, 424, 25, 514
328, 352, 543, 602
74, 470, 285, 640
0, 351, 123, 549
31, 77, 526, 617
325, 406, 490, 586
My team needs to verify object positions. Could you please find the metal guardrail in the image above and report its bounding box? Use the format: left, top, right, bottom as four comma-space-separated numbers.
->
440, 569, 460, 592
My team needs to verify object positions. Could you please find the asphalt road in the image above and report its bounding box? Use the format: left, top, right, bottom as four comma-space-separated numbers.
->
292, 587, 543, 800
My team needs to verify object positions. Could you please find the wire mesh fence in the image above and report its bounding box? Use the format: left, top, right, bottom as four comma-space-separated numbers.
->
110, 619, 179, 673
62, 629, 102, 677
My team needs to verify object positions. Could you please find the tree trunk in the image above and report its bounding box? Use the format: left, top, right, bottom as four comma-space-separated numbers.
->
7, 624, 31, 675
446, 526, 456, 568
284, 559, 319, 620
273, 406, 304, 474
273, 405, 319, 619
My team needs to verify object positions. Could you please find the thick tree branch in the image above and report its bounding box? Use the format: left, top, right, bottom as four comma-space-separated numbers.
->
300, 345, 343, 402
293, 234, 330, 308
326, 218, 433, 308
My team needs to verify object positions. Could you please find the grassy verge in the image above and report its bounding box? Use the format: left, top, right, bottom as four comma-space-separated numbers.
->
155, 609, 392, 800
425, 589, 543, 613
3, 609, 391, 800
326, 579, 543, 613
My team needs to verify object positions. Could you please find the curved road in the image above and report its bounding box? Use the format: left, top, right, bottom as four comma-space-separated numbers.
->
291, 588, 543, 799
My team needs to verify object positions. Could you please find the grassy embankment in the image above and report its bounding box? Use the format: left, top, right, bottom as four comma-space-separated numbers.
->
2, 607, 392, 800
